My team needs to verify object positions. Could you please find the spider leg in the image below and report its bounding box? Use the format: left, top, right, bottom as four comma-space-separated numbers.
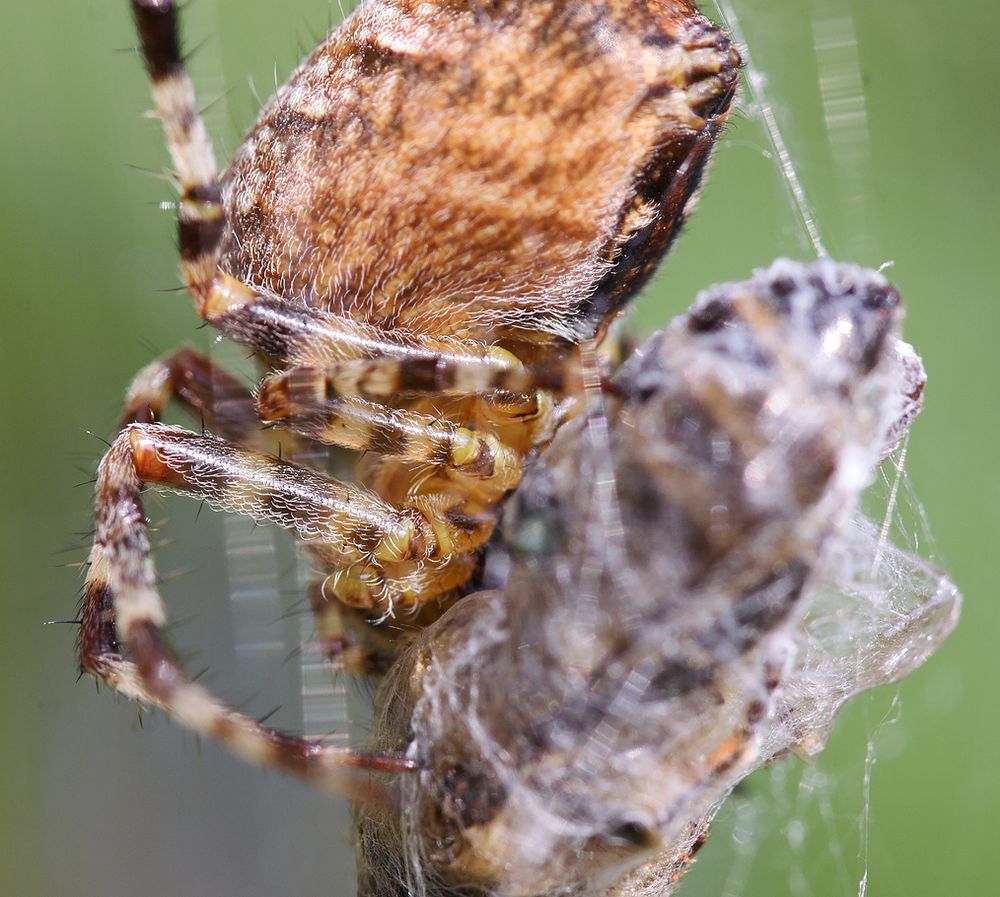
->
131, 0, 225, 309
277, 323, 640, 402
106, 423, 487, 561
77, 564, 410, 800
79, 421, 508, 786
77, 570, 406, 800
120, 346, 260, 442
259, 350, 583, 404
128, 1, 347, 336
254, 355, 567, 610
256, 388, 524, 495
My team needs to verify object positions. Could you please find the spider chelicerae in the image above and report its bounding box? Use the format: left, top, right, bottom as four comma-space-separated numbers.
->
78, 3, 959, 895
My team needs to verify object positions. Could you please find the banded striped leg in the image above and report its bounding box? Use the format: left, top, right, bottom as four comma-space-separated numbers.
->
131, 0, 226, 310
120, 347, 260, 443
258, 352, 565, 435
256, 364, 558, 611
260, 349, 583, 404
248, 322, 640, 405
77, 569, 407, 800
130, 0, 339, 337
77, 422, 499, 787
257, 386, 525, 494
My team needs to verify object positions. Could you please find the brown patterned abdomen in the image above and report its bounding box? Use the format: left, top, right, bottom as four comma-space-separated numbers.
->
221, 0, 739, 342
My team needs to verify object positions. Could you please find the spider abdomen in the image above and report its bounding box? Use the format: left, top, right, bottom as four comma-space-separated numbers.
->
221, 0, 739, 341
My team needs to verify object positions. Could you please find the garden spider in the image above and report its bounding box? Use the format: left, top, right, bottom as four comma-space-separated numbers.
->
78, 0, 740, 791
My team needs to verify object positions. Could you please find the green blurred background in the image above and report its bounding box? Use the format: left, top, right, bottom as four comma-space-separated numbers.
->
0, 1, 995, 895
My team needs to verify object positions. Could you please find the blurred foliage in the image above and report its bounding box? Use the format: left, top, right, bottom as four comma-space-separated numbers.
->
0, 1, 995, 895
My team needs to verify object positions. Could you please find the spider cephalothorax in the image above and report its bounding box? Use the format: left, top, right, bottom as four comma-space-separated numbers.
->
80, 0, 738, 789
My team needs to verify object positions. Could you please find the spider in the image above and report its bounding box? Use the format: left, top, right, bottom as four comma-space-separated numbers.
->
78, 0, 741, 791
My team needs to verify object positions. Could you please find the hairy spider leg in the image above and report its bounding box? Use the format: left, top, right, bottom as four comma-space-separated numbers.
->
258, 350, 586, 405
130, 0, 225, 310
257, 383, 526, 493
76, 572, 405, 802
255, 366, 566, 608
76, 436, 420, 791
77, 420, 519, 783
253, 354, 569, 608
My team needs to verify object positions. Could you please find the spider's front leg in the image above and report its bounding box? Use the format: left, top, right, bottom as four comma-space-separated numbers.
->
77, 422, 491, 789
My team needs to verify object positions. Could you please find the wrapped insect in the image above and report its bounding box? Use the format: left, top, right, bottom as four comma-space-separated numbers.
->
357, 259, 960, 897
